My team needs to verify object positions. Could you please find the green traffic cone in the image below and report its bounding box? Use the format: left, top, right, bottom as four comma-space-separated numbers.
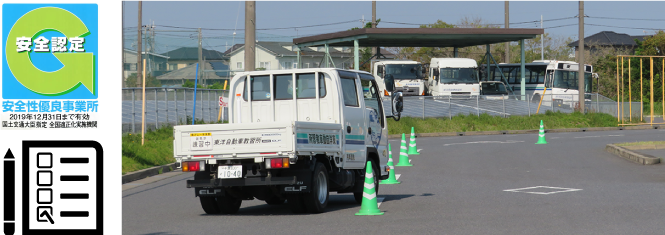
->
355, 161, 384, 216
380, 144, 400, 184
407, 127, 420, 155
535, 120, 548, 144
395, 133, 413, 167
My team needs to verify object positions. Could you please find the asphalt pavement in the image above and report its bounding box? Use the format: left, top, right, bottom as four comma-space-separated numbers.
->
122, 129, 665, 235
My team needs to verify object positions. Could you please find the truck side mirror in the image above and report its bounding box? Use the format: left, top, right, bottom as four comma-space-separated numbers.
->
391, 92, 403, 121
384, 74, 395, 92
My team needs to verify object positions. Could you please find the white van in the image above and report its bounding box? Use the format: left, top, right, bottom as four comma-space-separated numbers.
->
427, 58, 480, 96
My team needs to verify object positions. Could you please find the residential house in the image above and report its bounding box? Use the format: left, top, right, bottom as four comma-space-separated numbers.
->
568, 31, 650, 59
122, 48, 169, 84
160, 47, 227, 73
156, 60, 231, 87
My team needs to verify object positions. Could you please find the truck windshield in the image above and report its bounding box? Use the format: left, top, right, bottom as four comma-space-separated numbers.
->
440, 68, 478, 84
552, 70, 593, 93
481, 83, 508, 95
385, 64, 423, 80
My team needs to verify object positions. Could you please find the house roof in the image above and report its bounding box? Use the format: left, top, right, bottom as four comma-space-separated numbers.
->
225, 41, 395, 58
123, 48, 170, 59
160, 47, 227, 60
156, 60, 229, 80
568, 31, 649, 47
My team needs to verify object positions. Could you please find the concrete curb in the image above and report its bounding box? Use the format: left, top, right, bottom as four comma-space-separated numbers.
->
605, 144, 661, 165
388, 125, 663, 139
122, 163, 178, 184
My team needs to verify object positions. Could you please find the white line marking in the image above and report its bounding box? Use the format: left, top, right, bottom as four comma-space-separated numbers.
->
551, 137, 560, 139
607, 135, 624, 137
409, 159, 412, 163
503, 186, 582, 195
377, 197, 385, 207
574, 136, 600, 138
417, 149, 422, 153
443, 140, 524, 146
395, 174, 401, 180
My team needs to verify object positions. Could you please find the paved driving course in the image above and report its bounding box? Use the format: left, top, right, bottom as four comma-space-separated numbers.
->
122, 128, 665, 235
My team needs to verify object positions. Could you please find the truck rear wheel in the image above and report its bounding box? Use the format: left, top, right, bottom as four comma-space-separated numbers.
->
217, 195, 242, 214
194, 171, 241, 214
303, 162, 329, 213
265, 196, 285, 205
354, 159, 380, 204
287, 194, 307, 213
195, 171, 221, 214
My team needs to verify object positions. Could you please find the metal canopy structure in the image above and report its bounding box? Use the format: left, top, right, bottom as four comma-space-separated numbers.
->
293, 28, 544, 48
292, 27, 545, 97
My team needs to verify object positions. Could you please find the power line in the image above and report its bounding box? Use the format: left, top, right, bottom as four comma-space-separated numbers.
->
585, 23, 665, 31
545, 24, 577, 29
381, 17, 575, 27
153, 19, 359, 31
588, 16, 665, 22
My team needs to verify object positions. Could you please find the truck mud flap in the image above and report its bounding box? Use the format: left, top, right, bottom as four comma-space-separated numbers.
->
187, 176, 297, 188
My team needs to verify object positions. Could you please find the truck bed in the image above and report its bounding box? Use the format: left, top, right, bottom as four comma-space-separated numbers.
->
174, 121, 343, 160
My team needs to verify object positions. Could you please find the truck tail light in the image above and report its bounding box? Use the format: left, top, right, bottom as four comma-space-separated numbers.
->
182, 161, 205, 172
265, 158, 289, 169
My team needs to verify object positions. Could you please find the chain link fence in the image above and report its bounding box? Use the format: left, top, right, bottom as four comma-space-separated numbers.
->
122, 88, 229, 133
381, 93, 632, 119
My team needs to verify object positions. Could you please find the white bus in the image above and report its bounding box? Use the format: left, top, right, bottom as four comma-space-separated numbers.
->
427, 58, 481, 96
482, 60, 594, 106
372, 60, 426, 97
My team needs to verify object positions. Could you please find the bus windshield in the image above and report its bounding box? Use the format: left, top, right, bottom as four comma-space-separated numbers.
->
440, 68, 478, 84
385, 64, 423, 80
552, 70, 593, 93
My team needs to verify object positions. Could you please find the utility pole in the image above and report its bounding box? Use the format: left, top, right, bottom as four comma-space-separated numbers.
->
244, 1, 256, 72
504, 1, 509, 63
541, 15, 544, 61
578, 1, 585, 113
137, 1, 142, 88
372, 1, 377, 57
122, 1, 125, 88
198, 28, 202, 85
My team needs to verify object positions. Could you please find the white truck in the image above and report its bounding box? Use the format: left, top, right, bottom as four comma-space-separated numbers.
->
173, 68, 404, 214
427, 58, 480, 96
372, 60, 427, 96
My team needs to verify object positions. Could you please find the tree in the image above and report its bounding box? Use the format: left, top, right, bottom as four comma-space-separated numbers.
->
125, 73, 161, 87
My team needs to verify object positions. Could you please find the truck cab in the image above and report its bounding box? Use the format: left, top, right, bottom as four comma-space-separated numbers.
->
173, 68, 403, 214
427, 58, 480, 97
372, 60, 426, 97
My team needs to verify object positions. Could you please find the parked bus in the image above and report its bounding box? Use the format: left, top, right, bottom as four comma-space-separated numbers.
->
427, 58, 480, 97
372, 60, 426, 97
481, 60, 593, 106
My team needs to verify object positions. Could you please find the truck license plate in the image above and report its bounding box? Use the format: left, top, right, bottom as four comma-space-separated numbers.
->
218, 165, 242, 179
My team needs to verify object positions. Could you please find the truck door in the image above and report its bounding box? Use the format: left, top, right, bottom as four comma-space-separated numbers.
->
339, 71, 366, 169
360, 74, 388, 173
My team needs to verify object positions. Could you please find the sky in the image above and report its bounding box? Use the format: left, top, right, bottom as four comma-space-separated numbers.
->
122, 1, 665, 54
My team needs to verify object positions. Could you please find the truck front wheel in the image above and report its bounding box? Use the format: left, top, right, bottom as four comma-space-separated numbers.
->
303, 162, 329, 213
